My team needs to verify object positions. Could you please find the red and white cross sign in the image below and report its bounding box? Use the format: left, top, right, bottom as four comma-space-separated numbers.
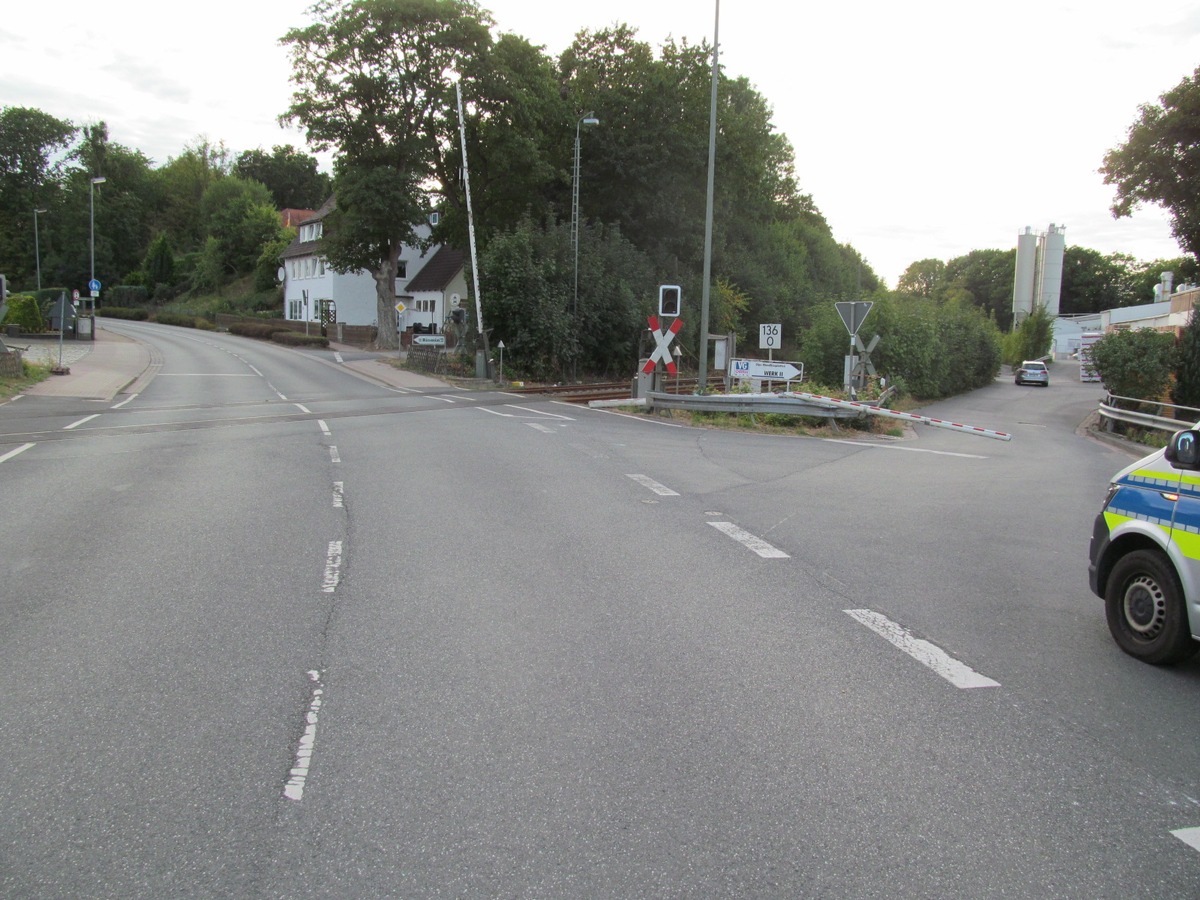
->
643, 314, 683, 375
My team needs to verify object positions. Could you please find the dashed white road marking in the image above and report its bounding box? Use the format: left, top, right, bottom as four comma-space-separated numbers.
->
627, 474, 680, 496
1172, 827, 1200, 853
111, 395, 137, 409
248, 365, 263, 376
334, 352, 344, 363
317, 419, 332, 436
329, 446, 341, 463
508, 404, 574, 419
283, 670, 324, 801
526, 422, 556, 433
294, 403, 311, 414
844, 609, 1001, 689
63, 414, 100, 430
332, 481, 344, 508
322, 541, 343, 593
0, 443, 36, 464
708, 522, 789, 558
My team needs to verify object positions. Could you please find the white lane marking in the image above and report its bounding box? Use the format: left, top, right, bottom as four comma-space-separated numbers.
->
63, 414, 100, 430
334, 352, 344, 363
329, 446, 341, 463
322, 541, 343, 593
823, 439, 986, 459
249, 365, 263, 376
386, 386, 420, 394
270, 384, 288, 401
294, 403, 311, 414
526, 422, 556, 434
433, 396, 458, 404
708, 522, 790, 558
317, 419, 332, 436
157, 373, 258, 377
1172, 827, 1200, 853
332, 482, 344, 508
283, 669, 324, 801
590, 408, 683, 427
478, 407, 516, 418
0, 443, 36, 464
627, 474, 680, 496
506, 404, 574, 420
111, 395, 137, 409
844, 609, 1001, 689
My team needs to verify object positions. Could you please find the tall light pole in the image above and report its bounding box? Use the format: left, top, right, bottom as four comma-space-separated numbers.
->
572, 111, 599, 378
89, 176, 106, 290
34, 208, 47, 292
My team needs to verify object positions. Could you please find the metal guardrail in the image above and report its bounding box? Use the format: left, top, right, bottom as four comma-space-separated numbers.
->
644, 391, 862, 419
1098, 394, 1200, 435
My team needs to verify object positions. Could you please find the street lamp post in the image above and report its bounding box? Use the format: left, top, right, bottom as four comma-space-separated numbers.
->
571, 112, 599, 379
34, 208, 47, 292
89, 176, 106, 299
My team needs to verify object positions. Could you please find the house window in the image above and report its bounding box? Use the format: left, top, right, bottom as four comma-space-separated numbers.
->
318, 258, 325, 276
397, 259, 408, 279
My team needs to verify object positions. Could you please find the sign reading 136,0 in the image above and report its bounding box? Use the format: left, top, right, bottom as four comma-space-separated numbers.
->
759, 323, 781, 350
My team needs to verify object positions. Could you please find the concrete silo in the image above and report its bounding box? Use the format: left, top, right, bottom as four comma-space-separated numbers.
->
1036, 224, 1066, 316
1012, 227, 1038, 323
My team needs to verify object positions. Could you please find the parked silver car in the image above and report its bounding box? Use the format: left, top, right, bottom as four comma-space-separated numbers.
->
1014, 360, 1049, 386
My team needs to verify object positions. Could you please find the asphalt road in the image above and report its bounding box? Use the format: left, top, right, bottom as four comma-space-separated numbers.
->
2, 324, 1199, 898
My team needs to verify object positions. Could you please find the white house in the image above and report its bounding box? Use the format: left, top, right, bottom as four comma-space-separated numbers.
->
280, 198, 441, 328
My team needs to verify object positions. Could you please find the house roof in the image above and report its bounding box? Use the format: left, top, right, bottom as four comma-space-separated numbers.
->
280, 208, 316, 228
405, 246, 466, 292
281, 197, 336, 261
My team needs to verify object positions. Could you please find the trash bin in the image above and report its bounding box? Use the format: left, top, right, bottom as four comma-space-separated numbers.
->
76, 316, 94, 340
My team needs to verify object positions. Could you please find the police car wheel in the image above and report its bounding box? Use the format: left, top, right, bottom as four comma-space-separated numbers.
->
1105, 550, 1198, 665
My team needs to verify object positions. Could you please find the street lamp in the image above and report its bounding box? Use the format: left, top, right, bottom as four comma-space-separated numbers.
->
33, 208, 47, 292
571, 111, 599, 377
89, 176, 106, 292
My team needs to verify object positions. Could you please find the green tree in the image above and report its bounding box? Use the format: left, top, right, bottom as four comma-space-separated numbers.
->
1172, 303, 1200, 410
1059, 247, 1125, 315
0, 107, 76, 289
281, 0, 492, 349
1003, 304, 1054, 366
152, 139, 232, 252
200, 176, 282, 276
941, 249, 1015, 329
1102, 66, 1200, 259
234, 145, 331, 210
897, 259, 947, 297
1089, 329, 1176, 403
142, 232, 176, 292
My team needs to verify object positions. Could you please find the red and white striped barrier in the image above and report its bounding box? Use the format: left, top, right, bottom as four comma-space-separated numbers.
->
786, 391, 1013, 442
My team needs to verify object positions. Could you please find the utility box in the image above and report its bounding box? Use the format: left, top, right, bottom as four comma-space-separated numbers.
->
77, 316, 94, 340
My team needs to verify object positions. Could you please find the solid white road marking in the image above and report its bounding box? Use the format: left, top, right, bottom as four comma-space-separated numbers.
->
0, 443, 36, 464
283, 669, 324, 801
708, 522, 789, 558
823, 439, 986, 459
317, 419, 332, 436
1171, 827, 1200, 853
844, 609, 1001, 689
507, 404, 574, 419
526, 422, 556, 434
111, 395, 137, 409
627, 474, 680, 496
63, 414, 100, 430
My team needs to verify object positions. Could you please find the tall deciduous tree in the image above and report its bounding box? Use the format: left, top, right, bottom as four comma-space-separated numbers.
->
1102, 66, 1200, 259
281, 0, 491, 349
1172, 303, 1200, 410
234, 145, 331, 210
897, 259, 946, 297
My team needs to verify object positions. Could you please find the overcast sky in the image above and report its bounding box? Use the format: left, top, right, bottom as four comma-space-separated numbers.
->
4, 0, 1197, 287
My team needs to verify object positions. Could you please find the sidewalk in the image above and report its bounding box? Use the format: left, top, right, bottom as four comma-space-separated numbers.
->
21, 327, 152, 401
15, 326, 454, 400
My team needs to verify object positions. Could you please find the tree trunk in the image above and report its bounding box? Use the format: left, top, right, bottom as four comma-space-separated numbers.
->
372, 241, 402, 350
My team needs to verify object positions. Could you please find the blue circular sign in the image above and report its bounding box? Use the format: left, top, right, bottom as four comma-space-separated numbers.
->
88, 279, 101, 292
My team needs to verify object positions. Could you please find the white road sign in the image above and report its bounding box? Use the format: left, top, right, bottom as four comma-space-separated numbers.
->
412, 334, 446, 347
729, 358, 803, 381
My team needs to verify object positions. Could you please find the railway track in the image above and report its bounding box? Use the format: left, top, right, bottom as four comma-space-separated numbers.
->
508, 378, 701, 404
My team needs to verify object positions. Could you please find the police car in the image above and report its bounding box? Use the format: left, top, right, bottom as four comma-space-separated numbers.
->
1089, 428, 1200, 664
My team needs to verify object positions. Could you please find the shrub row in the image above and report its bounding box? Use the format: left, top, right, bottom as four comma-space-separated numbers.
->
97, 307, 150, 320
271, 331, 329, 348
228, 322, 281, 339
154, 312, 215, 330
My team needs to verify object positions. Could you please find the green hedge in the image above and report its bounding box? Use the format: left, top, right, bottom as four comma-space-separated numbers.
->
271, 331, 329, 348
153, 312, 215, 330
1, 295, 46, 332
228, 322, 282, 340
107, 285, 149, 307
97, 307, 150, 320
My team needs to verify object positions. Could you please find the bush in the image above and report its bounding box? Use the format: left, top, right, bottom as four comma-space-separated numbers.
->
271, 331, 329, 348
97, 307, 150, 320
107, 285, 149, 307
153, 312, 216, 330
1, 294, 46, 332
1089, 329, 1176, 404
228, 321, 283, 340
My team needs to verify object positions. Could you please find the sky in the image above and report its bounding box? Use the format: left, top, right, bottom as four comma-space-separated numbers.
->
4, 0, 1198, 288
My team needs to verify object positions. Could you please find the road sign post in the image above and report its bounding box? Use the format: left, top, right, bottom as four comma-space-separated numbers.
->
759, 323, 781, 360
835, 301, 873, 394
